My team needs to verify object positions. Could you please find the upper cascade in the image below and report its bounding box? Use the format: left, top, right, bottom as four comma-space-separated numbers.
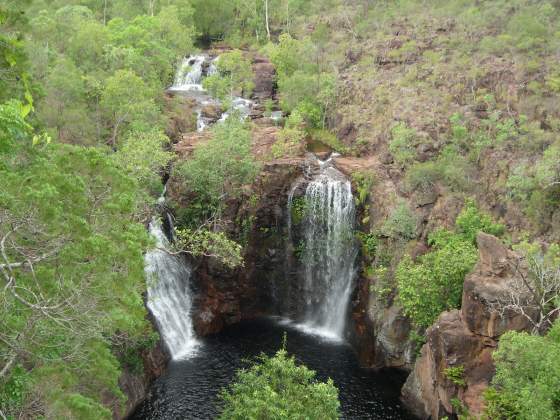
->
168, 54, 253, 131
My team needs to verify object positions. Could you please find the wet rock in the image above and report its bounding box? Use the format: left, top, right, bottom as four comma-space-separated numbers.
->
117, 339, 168, 419
200, 104, 222, 122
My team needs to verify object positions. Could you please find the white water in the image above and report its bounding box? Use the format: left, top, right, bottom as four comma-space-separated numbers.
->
145, 218, 199, 359
168, 54, 253, 131
295, 161, 358, 339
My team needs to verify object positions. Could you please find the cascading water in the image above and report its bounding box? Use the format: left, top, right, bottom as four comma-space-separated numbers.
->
293, 160, 358, 339
168, 54, 253, 131
145, 217, 199, 359
170, 55, 207, 91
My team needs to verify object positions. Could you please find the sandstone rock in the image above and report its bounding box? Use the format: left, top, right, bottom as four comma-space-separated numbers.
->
401, 233, 533, 419
462, 233, 533, 338
252, 55, 275, 101
402, 310, 489, 419
117, 339, 168, 418
200, 104, 222, 121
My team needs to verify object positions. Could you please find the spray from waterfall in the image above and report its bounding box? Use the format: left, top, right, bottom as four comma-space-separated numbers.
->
288, 160, 358, 340
145, 217, 199, 359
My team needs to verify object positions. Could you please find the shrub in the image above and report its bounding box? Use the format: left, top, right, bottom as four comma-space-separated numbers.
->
219, 347, 340, 419
396, 232, 478, 328
389, 122, 417, 166
455, 198, 504, 243
444, 365, 466, 387
381, 200, 418, 240
352, 170, 376, 207
177, 117, 260, 219
485, 320, 560, 420
270, 111, 305, 158
396, 200, 502, 327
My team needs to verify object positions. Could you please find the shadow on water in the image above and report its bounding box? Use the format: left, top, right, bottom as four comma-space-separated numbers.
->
131, 318, 414, 419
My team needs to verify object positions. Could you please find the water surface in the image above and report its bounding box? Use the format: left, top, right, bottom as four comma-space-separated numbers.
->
131, 318, 413, 419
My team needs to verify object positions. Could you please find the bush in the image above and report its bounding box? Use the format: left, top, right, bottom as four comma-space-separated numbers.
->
203, 49, 254, 101
396, 200, 502, 327
405, 145, 474, 192
389, 122, 417, 166
485, 320, 560, 420
381, 201, 417, 240
396, 232, 478, 328
455, 198, 504, 243
219, 347, 340, 419
177, 117, 260, 219
270, 111, 305, 158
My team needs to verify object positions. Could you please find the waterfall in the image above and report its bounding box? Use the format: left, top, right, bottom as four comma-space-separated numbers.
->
296, 163, 358, 339
145, 217, 199, 359
170, 55, 206, 91
168, 54, 253, 131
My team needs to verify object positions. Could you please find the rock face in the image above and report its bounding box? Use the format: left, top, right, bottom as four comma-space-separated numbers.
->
186, 159, 305, 336
117, 339, 168, 419
252, 54, 276, 102
402, 233, 532, 419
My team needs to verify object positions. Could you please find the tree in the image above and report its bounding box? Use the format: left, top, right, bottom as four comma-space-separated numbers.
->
490, 242, 560, 335
100, 69, 161, 147
0, 101, 153, 418
37, 56, 95, 145
396, 201, 503, 328
485, 320, 560, 420
112, 128, 173, 195
178, 117, 260, 221
219, 346, 340, 419
203, 49, 255, 103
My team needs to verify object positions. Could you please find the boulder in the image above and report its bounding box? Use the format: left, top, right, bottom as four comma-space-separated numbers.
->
200, 104, 222, 122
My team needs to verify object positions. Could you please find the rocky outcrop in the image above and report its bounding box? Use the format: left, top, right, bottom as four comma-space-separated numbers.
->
179, 158, 306, 336
252, 54, 276, 102
402, 233, 532, 419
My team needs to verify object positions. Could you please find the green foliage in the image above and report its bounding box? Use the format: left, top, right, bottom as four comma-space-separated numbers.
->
203, 50, 254, 102
396, 200, 501, 327
175, 228, 244, 269
406, 145, 475, 192
219, 347, 340, 419
352, 171, 375, 207
396, 234, 478, 328
381, 201, 417, 240
290, 196, 308, 225
270, 111, 305, 158
0, 365, 31, 413
485, 320, 560, 420
389, 122, 418, 166
265, 33, 337, 128
507, 140, 560, 228
0, 101, 153, 417
177, 118, 260, 223
357, 232, 379, 259
113, 129, 173, 194
455, 199, 505, 244
101, 69, 161, 146
444, 365, 466, 387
